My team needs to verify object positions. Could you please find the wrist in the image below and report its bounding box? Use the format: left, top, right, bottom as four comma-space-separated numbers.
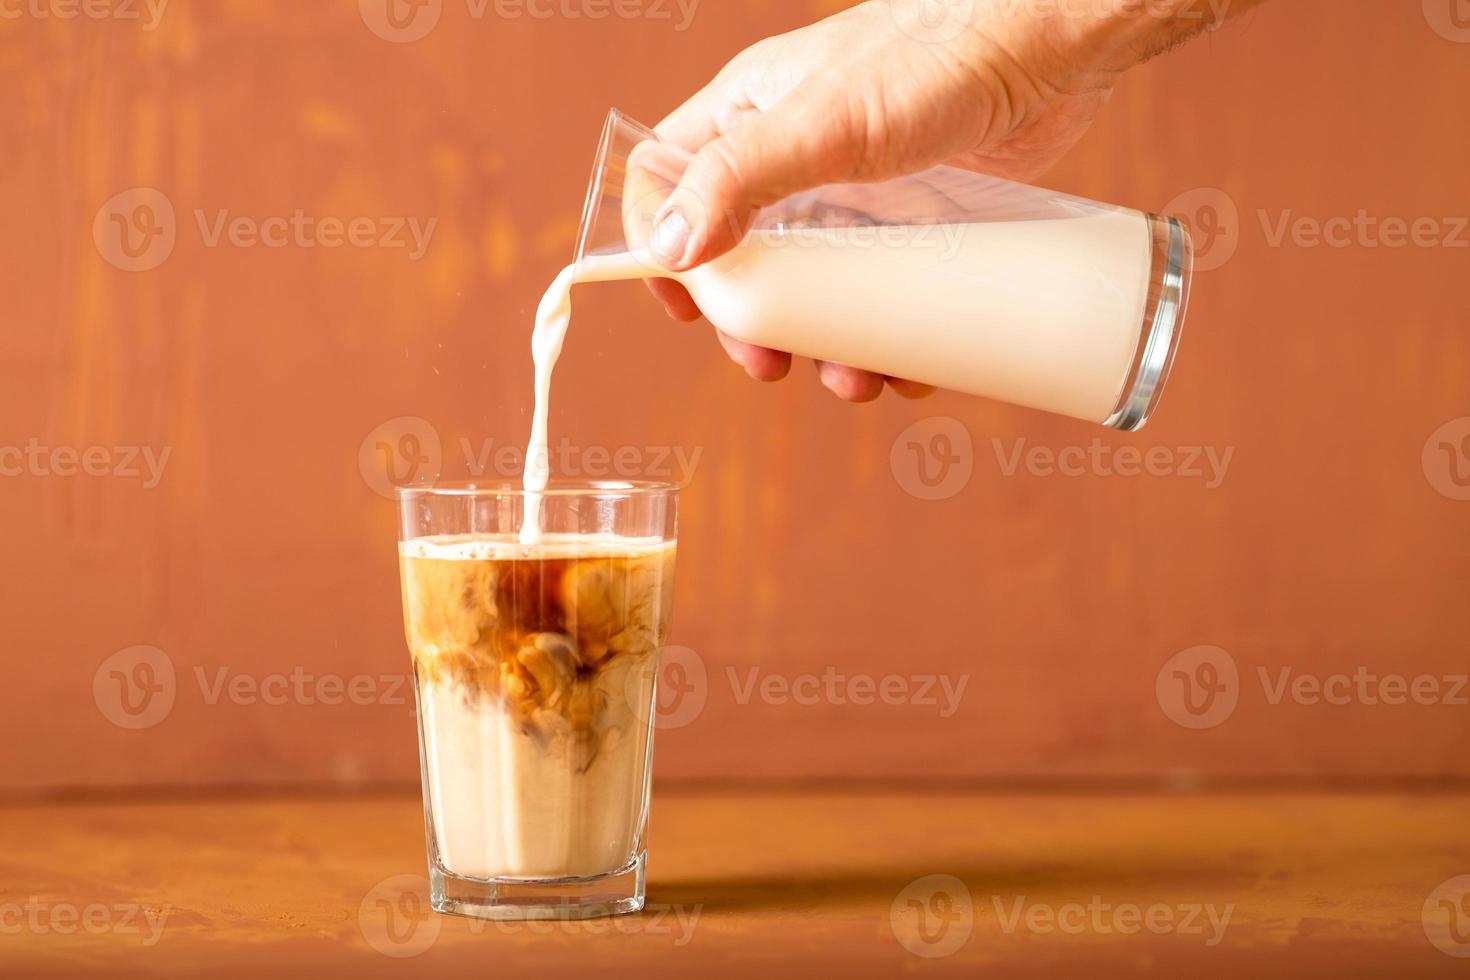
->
1047, 0, 1243, 73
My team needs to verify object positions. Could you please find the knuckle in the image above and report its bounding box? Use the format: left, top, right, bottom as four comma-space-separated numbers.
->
693, 139, 747, 198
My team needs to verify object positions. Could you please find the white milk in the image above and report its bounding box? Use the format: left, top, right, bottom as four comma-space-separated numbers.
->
418, 674, 652, 878
684, 210, 1154, 423
521, 251, 660, 545
519, 212, 1156, 539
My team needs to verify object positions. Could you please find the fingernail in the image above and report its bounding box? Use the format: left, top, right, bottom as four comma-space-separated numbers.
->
652, 208, 691, 267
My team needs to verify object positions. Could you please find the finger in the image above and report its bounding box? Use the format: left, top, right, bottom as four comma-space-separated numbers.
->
651, 87, 859, 270
644, 278, 702, 322
885, 377, 937, 399
717, 331, 791, 382
655, 51, 769, 152
655, 81, 736, 153
815, 360, 884, 403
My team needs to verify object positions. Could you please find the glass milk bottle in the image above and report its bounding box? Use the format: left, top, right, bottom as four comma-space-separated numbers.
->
575, 109, 1193, 430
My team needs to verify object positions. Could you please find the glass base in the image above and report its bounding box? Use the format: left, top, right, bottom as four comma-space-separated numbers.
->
429, 853, 646, 921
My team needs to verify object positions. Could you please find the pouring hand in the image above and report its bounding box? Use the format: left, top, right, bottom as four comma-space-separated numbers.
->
645, 0, 1263, 401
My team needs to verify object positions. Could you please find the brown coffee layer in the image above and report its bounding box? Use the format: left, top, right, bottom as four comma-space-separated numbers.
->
400, 538, 675, 732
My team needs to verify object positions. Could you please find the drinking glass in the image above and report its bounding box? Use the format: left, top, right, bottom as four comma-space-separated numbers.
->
397, 481, 678, 920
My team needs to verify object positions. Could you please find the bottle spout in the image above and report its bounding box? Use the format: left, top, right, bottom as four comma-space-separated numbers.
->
574, 109, 692, 270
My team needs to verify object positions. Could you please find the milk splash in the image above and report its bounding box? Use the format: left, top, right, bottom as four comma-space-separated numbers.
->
520, 250, 657, 545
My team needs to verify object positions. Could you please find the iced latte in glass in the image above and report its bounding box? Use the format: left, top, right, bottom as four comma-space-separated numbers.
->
397, 483, 677, 919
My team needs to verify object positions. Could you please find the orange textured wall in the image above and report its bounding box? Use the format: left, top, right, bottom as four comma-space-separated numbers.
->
2, 0, 1467, 791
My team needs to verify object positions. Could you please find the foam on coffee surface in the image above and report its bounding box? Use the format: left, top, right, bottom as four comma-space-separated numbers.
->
401, 532, 672, 562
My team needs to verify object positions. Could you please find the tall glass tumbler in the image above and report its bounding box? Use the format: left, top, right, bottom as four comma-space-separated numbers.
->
397, 481, 678, 920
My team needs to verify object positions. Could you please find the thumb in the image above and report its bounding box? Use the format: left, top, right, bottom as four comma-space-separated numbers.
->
650, 89, 859, 271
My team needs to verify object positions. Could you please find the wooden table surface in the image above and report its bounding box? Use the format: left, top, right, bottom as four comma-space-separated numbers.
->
3, 787, 1469, 977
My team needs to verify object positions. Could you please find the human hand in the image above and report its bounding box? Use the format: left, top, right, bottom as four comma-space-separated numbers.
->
645, 0, 1253, 401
